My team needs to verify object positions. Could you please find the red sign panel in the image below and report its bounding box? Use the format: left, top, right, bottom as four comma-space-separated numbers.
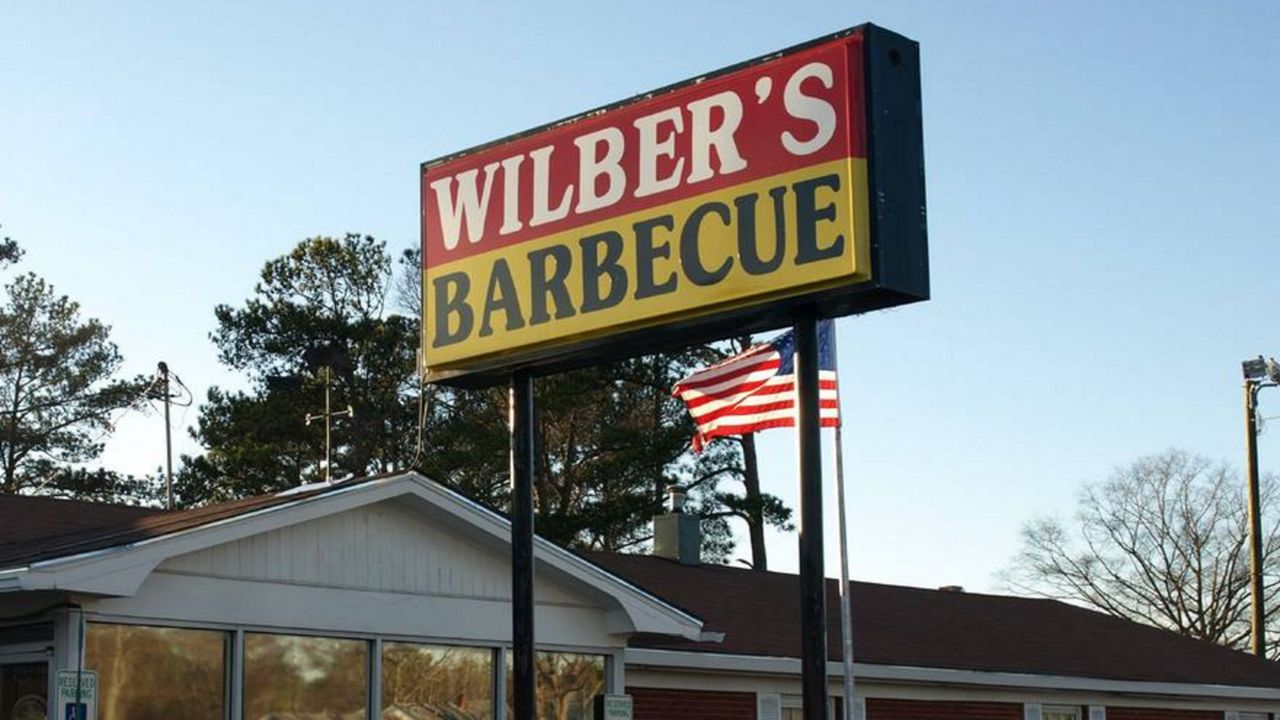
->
421, 25, 926, 384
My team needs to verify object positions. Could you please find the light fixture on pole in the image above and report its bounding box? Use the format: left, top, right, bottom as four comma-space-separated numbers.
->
1242, 354, 1279, 657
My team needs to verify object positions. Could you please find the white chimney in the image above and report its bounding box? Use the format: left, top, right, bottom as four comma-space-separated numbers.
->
654, 485, 701, 565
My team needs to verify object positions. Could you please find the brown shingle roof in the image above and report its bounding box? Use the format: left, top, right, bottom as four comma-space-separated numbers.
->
5, 486, 1279, 690
0, 477, 377, 569
587, 552, 1280, 689
0, 495, 163, 546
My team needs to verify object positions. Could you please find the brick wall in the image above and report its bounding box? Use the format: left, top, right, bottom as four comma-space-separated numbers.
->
626, 692, 1226, 720
628, 691, 1027, 720
868, 698, 1024, 720
628, 687, 757, 720
1106, 709, 1221, 720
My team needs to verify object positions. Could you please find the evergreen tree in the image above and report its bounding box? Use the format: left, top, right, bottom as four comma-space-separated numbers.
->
0, 230, 151, 500
179, 234, 418, 503
182, 235, 792, 561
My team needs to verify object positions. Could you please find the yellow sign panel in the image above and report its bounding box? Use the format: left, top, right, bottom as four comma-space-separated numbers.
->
417, 25, 936, 383
423, 159, 869, 368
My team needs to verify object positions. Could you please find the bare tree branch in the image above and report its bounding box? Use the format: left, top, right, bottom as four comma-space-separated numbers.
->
1004, 449, 1280, 657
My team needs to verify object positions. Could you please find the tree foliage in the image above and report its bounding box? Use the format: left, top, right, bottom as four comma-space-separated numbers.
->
1005, 449, 1280, 654
398, 248, 790, 561
393, 321, 783, 561
183, 236, 793, 563
687, 335, 795, 570
180, 234, 418, 503
0, 235, 150, 497
0, 231, 21, 268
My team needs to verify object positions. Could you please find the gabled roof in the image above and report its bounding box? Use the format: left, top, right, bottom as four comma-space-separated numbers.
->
0, 475, 703, 642
588, 552, 1280, 690
5, 484, 1280, 693
0, 494, 163, 547
0, 480, 354, 568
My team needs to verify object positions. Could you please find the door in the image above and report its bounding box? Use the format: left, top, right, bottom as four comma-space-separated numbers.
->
0, 662, 48, 720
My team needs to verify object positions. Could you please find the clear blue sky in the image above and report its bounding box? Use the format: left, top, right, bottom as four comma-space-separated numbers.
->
2, 1, 1277, 592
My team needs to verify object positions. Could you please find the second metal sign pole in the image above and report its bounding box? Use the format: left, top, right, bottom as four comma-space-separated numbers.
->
795, 313, 830, 720
510, 369, 536, 720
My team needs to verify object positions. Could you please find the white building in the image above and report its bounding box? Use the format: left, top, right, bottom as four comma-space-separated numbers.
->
1, 472, 1278, 720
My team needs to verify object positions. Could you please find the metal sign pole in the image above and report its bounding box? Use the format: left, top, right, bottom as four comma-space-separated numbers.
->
510, 369, 537, 720
794, 313, 830, 720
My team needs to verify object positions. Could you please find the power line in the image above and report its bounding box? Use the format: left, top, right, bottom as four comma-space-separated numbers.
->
28, 372, 163, 495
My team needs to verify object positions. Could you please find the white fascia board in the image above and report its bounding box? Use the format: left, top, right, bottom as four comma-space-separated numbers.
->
398, 473, 704, 641
9, 475, 411, 594
0, 472, 703, 642
624, 648, 1280, 701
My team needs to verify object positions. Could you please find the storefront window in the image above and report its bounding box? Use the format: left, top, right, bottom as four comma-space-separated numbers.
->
506, 652, 605, 720
781, 695, 838, 720
243, 633, 368, 719
381, 642, 494, 719
84, 622, 226, 720
1043, 707, 1082, 720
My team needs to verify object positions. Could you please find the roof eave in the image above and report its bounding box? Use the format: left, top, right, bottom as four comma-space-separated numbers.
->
0, 473, 704, 642
0, 570, 26, 592
625, 648, 1280, 700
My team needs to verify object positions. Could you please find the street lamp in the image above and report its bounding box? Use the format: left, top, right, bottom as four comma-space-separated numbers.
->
1242, 355, 1280, 657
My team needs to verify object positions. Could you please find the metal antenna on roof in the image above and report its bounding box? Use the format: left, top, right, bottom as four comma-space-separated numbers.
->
305, 365, 354, 483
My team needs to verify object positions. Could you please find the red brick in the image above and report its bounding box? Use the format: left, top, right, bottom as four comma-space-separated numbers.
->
628, 687, 756, 720
626, 692, 1226, 720
868, 699, 1024, 720
1107, 708, 1220, 720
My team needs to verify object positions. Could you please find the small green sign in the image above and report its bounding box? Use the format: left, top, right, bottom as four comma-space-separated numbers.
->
55, 670, 97, 720
595, 694, 632, 720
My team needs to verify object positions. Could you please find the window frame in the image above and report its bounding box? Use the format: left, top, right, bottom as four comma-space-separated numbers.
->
83, 620, 232, 720
1042, 705, 1085, 720
380, 638, 498, 719
503, 648, 609, 720
240, 630, 372, 720
80, 613, 617, 720
780, 693, 837, 720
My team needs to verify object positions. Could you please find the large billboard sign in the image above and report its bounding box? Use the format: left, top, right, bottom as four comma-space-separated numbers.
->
422, 24, 926, 385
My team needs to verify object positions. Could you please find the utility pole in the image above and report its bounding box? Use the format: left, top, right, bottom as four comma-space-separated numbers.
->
1242, 355, 1280, 657
157, 362, 174, 510
306, 366, 353, 483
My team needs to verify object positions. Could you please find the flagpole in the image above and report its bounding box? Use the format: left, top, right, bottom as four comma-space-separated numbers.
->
829, 323, 857, 719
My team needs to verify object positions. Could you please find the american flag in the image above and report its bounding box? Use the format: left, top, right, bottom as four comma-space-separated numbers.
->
674, 320, 840, 452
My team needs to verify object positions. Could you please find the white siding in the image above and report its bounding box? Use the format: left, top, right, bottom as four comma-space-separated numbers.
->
81, 499, 624, 648
86, 571, 617, 647
160, 500, 587, 605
